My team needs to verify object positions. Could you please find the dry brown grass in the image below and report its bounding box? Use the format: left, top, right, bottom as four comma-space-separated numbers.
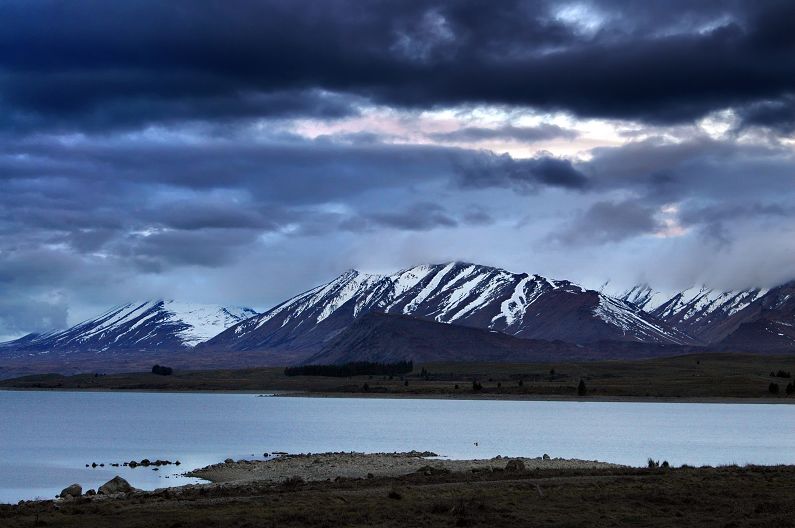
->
2, 465, 794, 527
3, 353, 794, 400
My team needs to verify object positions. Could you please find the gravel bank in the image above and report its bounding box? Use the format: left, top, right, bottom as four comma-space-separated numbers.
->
187, 451, 623, 484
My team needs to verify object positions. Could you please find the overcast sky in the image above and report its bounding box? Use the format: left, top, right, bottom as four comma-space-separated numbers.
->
1, 0, 794, 339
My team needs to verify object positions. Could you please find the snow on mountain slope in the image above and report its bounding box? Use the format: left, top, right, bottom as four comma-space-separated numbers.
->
618, 284, 667, 311
204, 262, 694, 356
0, 301, 257, 357
647, 286, 769, 343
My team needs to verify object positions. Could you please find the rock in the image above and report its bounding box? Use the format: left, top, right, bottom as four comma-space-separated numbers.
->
98, 476, 134, 495
505, 459, 526, 472
543, 453, 550, 460
140, 459, 151, 467
85, 489, 96, 496
128, 461, 138, 468
59, 484, 82, 498
91, 462, 97, 468
224, 458, 234, 464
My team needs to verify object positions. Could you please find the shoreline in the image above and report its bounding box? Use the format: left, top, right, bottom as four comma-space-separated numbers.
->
186, 451, 625, 485
1, 386, 793, 404
5, 463, 795, 527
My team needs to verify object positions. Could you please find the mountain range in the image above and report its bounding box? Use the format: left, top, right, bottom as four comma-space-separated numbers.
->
0, 262, 793, 377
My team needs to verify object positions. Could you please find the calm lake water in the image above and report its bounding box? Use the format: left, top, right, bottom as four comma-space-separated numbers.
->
1, 390, 794, 504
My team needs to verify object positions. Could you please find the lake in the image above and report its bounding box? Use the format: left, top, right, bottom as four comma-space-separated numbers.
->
1, 390, 793, 504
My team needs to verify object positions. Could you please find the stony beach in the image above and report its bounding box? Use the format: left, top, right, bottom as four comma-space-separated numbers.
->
187, 451, 623, 484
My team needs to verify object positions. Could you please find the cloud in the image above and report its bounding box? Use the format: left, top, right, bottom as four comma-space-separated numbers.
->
355, 202, 458, 231
429, 124, 578, 143
735, 96, 795, 134
1, 0, 795, 339
0, 1, 793, 133
455, 152, 589, 192
554, 199, 662, 244
0, 297, 68, 340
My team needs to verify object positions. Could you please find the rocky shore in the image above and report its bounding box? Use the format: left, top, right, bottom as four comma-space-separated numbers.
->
187, 451, 623, 484
5, 463, 794, 528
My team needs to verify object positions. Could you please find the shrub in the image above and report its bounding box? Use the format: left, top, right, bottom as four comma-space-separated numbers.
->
472, 380, 483, 392
786, 382, 794, 396
647, 458, 660, 468
577, 379, 587, 396
768, 382, 780, 395
151, 365, 173, 376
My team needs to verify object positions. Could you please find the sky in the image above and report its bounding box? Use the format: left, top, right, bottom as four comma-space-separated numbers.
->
1, 0, 794, 339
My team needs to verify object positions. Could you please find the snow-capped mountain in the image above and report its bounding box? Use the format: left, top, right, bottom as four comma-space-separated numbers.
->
618, 285, 771, 344
204, 262, 694, 358
720, 281, 795, 352
0, 301, 257, 358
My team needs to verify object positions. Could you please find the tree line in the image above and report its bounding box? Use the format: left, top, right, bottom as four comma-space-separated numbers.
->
284, 360, 413, 377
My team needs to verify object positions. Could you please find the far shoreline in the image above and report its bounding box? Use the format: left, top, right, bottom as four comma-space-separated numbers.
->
1, 386, 793, 404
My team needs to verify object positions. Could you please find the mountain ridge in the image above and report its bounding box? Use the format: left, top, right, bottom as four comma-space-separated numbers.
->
203, 262, 696, 363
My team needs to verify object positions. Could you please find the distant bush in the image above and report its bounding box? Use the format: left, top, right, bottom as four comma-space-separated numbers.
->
577, 379, 587, 396
770, 370, 791, 379
284, 360, 413, 378
151, 365, 173, 376
768, 382, 780, 395
647, 458, 660, 468
786, 382, 794, 396
472, 380, 483, 392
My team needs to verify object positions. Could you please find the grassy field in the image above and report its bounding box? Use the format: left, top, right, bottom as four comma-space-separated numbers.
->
2, 465, 794, 527
2, 353, 794, 400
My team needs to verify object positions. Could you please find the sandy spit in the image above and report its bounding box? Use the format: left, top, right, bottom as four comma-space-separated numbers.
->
187, 451, 623, 484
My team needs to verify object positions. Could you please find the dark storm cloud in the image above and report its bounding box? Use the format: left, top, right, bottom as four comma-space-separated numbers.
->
1, 0, 794, 132
456, 152, 589, 192
429, 124, 577, 143
735, 96, 795, 134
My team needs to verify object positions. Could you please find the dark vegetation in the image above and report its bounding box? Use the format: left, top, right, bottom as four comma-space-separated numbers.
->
284, 361, 413, 377
2, 465, 795, 527
150, 365, 173, 376
2, 354, 794, 400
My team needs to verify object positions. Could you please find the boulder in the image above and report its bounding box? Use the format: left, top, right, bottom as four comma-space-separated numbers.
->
505, 459, 526, 472
98, 476, 134, 495
59, 484, 82, 498
542, 453, 550, 460
85, 489, 96, 496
